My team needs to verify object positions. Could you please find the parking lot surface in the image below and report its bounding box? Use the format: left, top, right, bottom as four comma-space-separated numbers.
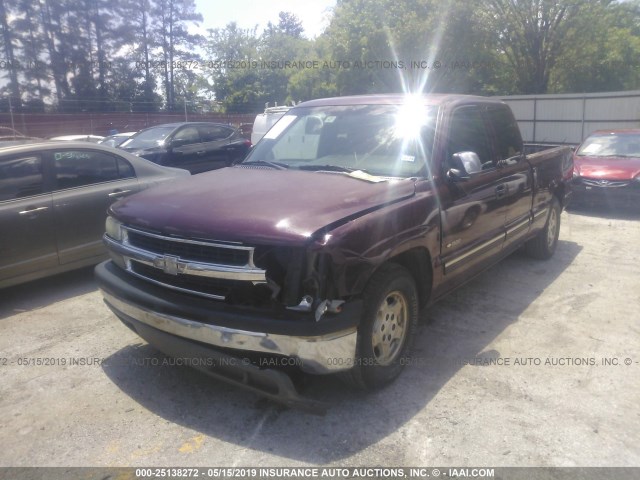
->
0, 208, 638, 467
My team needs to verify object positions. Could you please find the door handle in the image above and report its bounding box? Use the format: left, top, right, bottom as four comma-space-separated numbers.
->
495, 184, 508, 199
108, 189, 131, 198
19, 206, 48, 215
196, 150, 206, 155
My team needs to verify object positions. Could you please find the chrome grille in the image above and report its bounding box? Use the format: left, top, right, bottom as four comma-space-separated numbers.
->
127, 230, 249, 266
108, 227, 266, 301
234, 165, 275, 170
582, 178, 629, 188
130, 261, 245, 299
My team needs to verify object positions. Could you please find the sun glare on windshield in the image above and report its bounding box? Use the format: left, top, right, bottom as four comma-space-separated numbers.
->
394, 97, 432, 141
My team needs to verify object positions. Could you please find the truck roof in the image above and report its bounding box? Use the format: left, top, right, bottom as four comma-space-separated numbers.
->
297, 93, 507, 108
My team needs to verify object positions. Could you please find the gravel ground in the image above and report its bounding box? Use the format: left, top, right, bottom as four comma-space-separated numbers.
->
0, 207, 638, 468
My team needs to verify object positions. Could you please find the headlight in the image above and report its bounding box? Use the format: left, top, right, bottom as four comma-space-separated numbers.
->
105, 216, 124, 241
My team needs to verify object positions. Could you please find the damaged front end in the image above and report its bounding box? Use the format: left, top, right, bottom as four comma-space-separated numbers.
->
105, 218, 350, 322
99, 219, 363, 411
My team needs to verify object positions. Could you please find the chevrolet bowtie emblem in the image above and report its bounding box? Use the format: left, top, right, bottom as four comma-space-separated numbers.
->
154, 255, 180, 275
599, 180, 609, 186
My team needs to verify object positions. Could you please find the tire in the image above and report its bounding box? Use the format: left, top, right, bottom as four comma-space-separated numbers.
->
526, 196, 561, 260
460, 206, 480, 230
340, 263, 419, 390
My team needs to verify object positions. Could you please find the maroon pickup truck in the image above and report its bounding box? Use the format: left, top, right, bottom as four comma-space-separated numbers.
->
96, 94, 573, 412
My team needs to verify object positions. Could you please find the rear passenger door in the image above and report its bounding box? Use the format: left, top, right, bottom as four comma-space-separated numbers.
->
0, 154, 56, 284
50, 148, 140, 264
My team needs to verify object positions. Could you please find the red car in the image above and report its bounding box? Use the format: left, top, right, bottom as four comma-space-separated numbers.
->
573, 129, 640, 206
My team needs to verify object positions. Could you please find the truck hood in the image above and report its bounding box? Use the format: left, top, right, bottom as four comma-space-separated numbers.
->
110, 167, 417, 246
574, 155, 640, 180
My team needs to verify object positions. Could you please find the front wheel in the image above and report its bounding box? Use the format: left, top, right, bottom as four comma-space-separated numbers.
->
340, 263, 419, 390
526, 197, 561, 260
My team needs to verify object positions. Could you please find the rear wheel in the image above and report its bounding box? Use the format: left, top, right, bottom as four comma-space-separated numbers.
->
526, 197, 561, 260
340, 263, 419, 390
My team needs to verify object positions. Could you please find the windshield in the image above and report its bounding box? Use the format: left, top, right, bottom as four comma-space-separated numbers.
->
245, 104, 437, 178
576, 133, 640, 157
120, 126, 175, 150
100, 135, 131, 148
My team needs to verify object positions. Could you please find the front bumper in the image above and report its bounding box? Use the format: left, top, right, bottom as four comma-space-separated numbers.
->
95, 261, 360, 375
572, 178, 640, 206
111, 311, 329, 414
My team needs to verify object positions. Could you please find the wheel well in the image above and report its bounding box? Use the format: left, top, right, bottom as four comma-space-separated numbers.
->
555, 188, 565, 208
388, 248, 432, 310
551, 182, 567, 209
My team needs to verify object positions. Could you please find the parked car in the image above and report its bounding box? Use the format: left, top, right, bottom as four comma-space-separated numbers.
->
96, 94, 573, 411
99, 132, 137, 148
572, 129, 640, 206
0, 137, 43, 148
118, 122, 251, 174
0, 126, 42, 147
50, 134, 105, 143
0, 142, 190, 288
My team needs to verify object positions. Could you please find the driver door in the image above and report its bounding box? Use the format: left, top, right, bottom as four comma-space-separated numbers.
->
440, 106, 505, 278
167, 126, 204, 173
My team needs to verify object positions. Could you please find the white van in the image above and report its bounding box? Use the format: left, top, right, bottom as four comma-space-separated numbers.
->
251, 105, 291, 145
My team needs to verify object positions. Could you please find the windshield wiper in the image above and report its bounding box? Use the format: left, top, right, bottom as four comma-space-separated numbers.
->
241, 160, 289, 170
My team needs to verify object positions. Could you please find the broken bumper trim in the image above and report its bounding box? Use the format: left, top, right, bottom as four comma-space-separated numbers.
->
102, 291, 357, 375
113, 311, 329, 414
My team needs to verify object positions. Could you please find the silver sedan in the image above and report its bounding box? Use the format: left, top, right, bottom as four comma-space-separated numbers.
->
0, 141, 190, 288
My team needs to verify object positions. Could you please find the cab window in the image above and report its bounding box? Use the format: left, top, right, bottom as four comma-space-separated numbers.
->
445, 107, 494, 172
486, 106, 523, 162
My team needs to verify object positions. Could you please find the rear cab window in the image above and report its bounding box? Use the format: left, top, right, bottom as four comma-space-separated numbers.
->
485, 106, 523, 162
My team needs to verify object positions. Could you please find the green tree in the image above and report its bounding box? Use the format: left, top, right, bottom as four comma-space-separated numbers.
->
13, 0, 51, 104
320, 0, 497, 95
0, 0, 22, 109
265, 11, 305, 38
288, 36, 339, 101
205, 22, 261, 112
549, 0, 640, 92
259, 13, 313, 105
154, 0, 203, 111
205, 13, 314, 112
39, 0, 74, 108
130, 0, 160, 111
478, 0, 583, 94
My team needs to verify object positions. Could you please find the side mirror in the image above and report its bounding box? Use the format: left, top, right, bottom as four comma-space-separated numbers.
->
305, 116, 323, 135
447, 151, 481, 181
456, 151, 482, 174
447, 168, 470, 182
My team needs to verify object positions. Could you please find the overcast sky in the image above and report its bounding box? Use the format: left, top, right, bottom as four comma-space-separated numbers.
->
194, 0, 337, 38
